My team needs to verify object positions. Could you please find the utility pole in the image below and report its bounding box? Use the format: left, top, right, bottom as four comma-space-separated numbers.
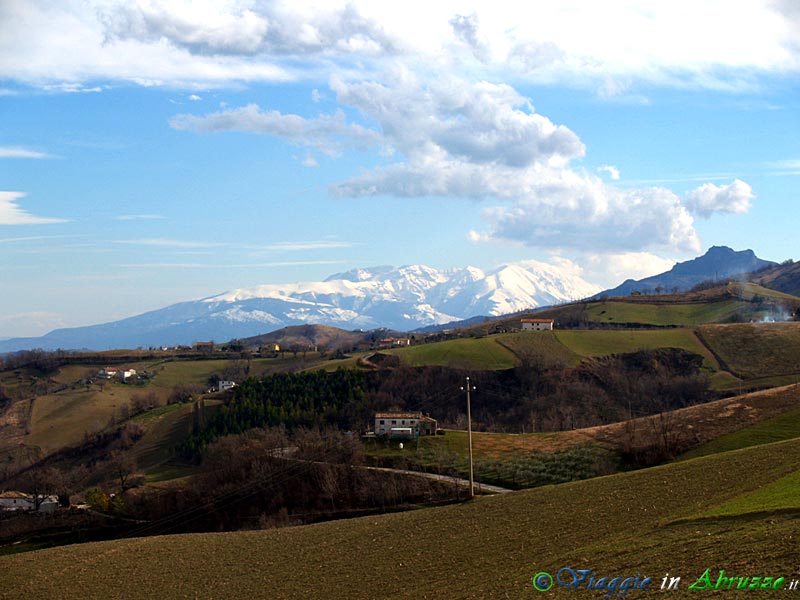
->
461, 376, 475, 498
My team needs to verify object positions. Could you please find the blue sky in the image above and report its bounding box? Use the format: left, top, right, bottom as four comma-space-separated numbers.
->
1, 0, 799, 338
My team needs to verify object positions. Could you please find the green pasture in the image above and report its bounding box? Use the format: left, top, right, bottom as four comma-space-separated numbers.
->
698, 322, 800, 379
554, 328, 720, 370
390, 336, 518, 370
581, 298, 747, 326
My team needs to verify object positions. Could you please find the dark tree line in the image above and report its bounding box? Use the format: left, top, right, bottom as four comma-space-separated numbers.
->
183, 368, 373, 456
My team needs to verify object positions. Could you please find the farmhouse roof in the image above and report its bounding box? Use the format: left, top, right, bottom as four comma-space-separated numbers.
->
0, 491, 31, 499
376, 412, 436, 422
520, 318, 554, 323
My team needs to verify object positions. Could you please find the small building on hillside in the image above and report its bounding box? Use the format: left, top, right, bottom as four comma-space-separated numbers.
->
218, 380, 237, 392
0, 491, 34, 511
375, 412, 437, 439
194, 341, 215, 353
520, 318, 554, 331
98, 367, 118, 379
0, 492, 59, 513
38, 496, 59, 514
379, 337, 411, 348
119, 369, 137, 381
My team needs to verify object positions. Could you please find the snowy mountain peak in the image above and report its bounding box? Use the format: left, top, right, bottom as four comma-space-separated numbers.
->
0, 259, 601, 351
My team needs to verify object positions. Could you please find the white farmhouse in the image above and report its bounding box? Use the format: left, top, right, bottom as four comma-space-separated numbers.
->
218, 380, 237, 392
0, 491, 34, 511
520, 318, 554, 331
375, 412, 437, 439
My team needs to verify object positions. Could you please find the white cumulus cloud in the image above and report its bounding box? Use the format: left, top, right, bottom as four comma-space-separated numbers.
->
474, 170, 700, 253
331, 74, 584, 168
685, 179, 754, 217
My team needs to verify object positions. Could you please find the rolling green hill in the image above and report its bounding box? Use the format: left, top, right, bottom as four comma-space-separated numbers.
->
389, 335, 519, 370
554, 328, 717, 365
697, 322, 800, 382
2, 437, 798, 599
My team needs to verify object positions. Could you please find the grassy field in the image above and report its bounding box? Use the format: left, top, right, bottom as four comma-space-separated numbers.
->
698, 322, 800, 379
730, 281, 800, 304
701, 467, 800, 517
390, 336, 518, 370
580, 298, 747, 326
679, 406, 800, 461
1, 437, 798, 599
25, 383, 149, 453
554, 328, 721, 369
493, 331, 581, 366
147, 359, 231, 389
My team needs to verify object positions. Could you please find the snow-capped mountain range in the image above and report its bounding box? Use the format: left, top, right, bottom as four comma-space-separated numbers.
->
0, 261, 601, 351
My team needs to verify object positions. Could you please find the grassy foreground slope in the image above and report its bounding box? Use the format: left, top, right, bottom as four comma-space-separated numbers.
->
2, 438, 799, 599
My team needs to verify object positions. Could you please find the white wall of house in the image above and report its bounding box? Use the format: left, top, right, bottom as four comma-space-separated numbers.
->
376, 416, 421, 436
0, 493, 34, 511
375, 414, 436, 437
521, 320, 553, 331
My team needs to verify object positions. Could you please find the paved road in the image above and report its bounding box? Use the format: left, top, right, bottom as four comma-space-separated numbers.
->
275, 453, 514, 494
360, 464, 513, 494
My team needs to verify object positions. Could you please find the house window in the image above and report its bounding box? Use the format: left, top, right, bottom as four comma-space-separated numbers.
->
379, 420, 384, 425
392, 420, 396, 424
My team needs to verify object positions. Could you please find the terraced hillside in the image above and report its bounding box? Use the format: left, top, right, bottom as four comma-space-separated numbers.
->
2, 437, 798, 599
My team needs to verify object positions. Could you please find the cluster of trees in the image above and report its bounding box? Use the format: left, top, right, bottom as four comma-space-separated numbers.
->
183, 369, 372, 456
